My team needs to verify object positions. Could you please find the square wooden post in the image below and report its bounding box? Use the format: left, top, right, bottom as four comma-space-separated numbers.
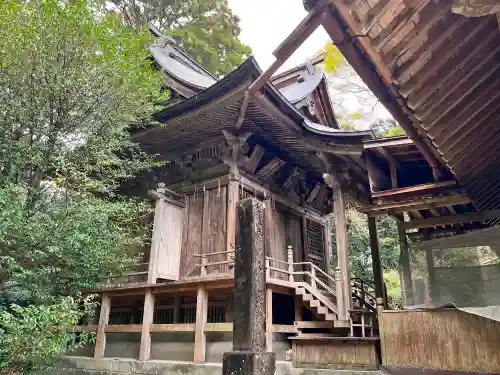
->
266, 287, 273, 352
397, 220, 415, 306
223, 198, 275, 375
367, 216, 384, 303
94, 293, 111, 359
332, 182, 351, 316
194, 286, 208, 363
139, 289, 155, 360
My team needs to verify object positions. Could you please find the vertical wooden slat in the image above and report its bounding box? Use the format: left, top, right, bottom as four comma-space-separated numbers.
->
226, 179, 239, 259
194, 286, 208, 363
323, 216, 333, 273
180, 195, 190, 278
147, 195, 165, 284
201, 189, 210, 256
94, 293, 111, 358
139, 290, 155, 361
266, 287, 273, 352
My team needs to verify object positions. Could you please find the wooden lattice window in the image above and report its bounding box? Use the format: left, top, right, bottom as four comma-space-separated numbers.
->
109, 310, 132, 325
207, 303, 226, 323
153, 306, 175, 324
306, 219, 325, 271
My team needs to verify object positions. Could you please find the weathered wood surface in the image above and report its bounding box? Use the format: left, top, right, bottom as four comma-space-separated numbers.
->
292, 338, 378, 370
94, 294, 111, 359
379, 309, 500, 372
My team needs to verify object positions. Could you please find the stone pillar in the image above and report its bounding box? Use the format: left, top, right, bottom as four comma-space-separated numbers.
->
223, 198, 275, 375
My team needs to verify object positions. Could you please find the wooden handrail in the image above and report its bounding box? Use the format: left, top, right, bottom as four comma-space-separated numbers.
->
196, 259, 234, 267
193, 250, 235, 257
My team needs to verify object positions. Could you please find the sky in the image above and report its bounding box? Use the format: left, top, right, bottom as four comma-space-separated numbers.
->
227, 0, 330, 72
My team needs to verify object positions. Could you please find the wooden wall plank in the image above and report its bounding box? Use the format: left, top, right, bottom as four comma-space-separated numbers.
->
207, 187, 227, 273
184, 193, 203, 277
380, 310, 500, 372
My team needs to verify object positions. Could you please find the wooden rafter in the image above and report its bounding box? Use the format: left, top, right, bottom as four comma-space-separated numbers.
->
361, 194, 470, 216
402, 209, 500, 230
245, 144, 265, 174
256, 157, 285, 180
371, 180, 457, 200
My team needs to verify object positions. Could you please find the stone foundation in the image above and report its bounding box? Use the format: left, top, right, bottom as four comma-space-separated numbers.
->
43, 356, 380, 375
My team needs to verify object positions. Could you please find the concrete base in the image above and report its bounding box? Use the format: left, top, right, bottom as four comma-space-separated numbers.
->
43, 356, 381, 375
222, 351, 275, 375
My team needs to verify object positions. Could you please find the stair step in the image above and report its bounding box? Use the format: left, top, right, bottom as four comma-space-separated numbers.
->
302, 293, 313, 302
317, 306, 327, 315
325, 314, 337, 321
297, 333, 335, 338
295, 287, 306, 296
309, 299, 320, 308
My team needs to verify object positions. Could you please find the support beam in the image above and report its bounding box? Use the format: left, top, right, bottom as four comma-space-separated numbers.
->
367, 217, 384, 304
332, 178, 351, 315
257, 157, 285, 180
194, 286, 208, 363
295, 295, 302, 321
402, 209, 500, 230
139, 290, 155, 361
245, 145, 265, 174
94, 293, 111, 359
397, 221, 414, 306
371, 180, 457, 199
361, 194, 470, 216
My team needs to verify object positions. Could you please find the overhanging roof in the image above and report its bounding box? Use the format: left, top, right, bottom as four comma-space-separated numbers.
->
314, 0, 500, 212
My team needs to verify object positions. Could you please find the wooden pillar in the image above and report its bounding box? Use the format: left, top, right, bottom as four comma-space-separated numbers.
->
332, 182, 351, 315
173, 296, 181, 323
147, 183, 166, 284
397, 221, 414, 306
139, 290, 155, 361
367, 216, 384, 303
424, 230, 436, 304
295, 295, 302, 321
94, 293, 111, 359
194, 286, 208, 363
334, 267, 345, 320
266, 288, 273, 352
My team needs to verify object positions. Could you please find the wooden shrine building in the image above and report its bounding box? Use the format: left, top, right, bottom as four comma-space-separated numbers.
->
75, 34, 391, 370
75, 2, 500, 373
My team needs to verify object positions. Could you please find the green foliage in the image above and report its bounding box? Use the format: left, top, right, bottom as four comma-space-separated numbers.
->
370, 118, 405, 137
0, 0, 163, 372
384, 270, 402, 309
111, 0, 252, 76
323, 43, 347, 73
331, 210, 400, 281
0, 296, 96, 375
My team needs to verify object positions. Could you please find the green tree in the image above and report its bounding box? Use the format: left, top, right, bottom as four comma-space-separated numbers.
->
370, 118, 405, 137
331, 210, 400, 281
110, 0, 252, 76
0, 0, 164, 372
